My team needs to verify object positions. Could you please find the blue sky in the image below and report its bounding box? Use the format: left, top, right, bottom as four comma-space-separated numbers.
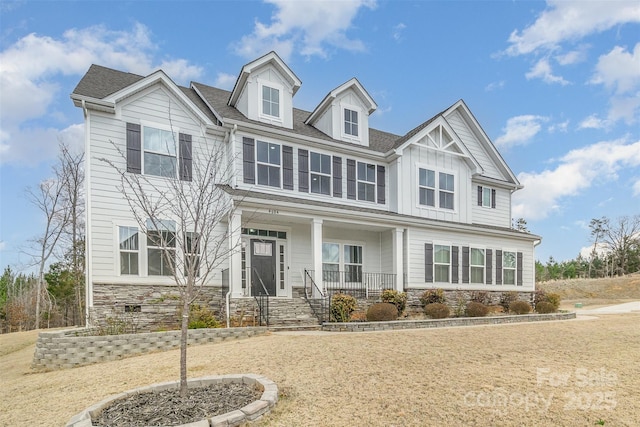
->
1, 0, 639, 272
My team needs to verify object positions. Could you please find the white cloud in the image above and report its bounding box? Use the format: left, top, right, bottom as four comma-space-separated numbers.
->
495, 115, 548, 148
579, 242, 611, 260
214, 73, 237, 90
392, 23, 406, 42
504, 1, 640, 56
555, 46, 589, 65
485, 80, 505, 92
590, 43, 640, 95
0, 123, 84, 167
513, 138, 640, 220
525, 58, 570, 85
232, 0, 376, 61
548, 120, 569, 133
578, 114, 609, 130
633, 179, 640, 196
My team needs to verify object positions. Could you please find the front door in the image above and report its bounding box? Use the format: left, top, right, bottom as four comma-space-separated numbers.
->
251, 239, 276, 296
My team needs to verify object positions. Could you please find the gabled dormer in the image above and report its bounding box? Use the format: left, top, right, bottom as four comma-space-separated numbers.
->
228, 51, 301, 129
306, 78, 377, 147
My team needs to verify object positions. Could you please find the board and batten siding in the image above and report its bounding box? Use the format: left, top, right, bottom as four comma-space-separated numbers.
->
87, 85, 225, 285
405, 226, 534, 290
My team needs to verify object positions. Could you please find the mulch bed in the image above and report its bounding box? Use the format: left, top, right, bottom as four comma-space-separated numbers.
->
93, 382, 261, 426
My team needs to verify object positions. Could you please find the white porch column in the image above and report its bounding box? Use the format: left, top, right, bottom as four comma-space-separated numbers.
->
229, 208, 243, 297
311, 218, 323, 296
393, 227, 404, 292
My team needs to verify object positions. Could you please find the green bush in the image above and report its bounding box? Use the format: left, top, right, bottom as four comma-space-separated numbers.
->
330, 293, 357, 322
366, 302, 398, 321
545, 292, 561, 311
380, 289, 407, 316
499, 291, 520, 312
424, 303, 450, 319
535, 301, 555, 314
420, 289, 446, 307
470, 291, 491, 305
465, 301, 489, 317
509, 300, 531, 315
188, 304, 220, 329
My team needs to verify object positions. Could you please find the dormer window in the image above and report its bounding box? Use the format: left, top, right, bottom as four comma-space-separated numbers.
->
262, 85, 280, 118
344, 108, 358, 137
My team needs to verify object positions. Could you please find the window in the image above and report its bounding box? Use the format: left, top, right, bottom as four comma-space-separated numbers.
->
310, 152, 331, 195
503, 251, 516, 285
256, 141, 281, 187
344, 245, 363, 282
434, 245, 450, 282
322, 243, 340, 281
482, 187, 492, 207
242, 228, 287, 239
357, 162, 376, 202
344, 108, 358, 137
147, 219, 176, 276
184, 232, 200, 277
279, 245, 285, 290
119, 226, 139, 275
419, 168, 436, 207
439, 172, 454, 210
143, 126, 177, 178
262, 85, 280, 118
470, 248, 485, 284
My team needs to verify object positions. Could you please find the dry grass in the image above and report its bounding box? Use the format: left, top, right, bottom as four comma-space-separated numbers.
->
1, 314, 639, 426
539, 273, 640, 310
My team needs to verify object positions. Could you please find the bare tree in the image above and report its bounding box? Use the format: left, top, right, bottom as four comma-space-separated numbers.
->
600, 215, 640, 276
588, 217, 606, 278
101, 125, 239, 396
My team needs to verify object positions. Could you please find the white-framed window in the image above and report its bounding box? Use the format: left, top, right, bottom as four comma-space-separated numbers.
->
322, 242, 340, 281
417, 166, 455, 210
310, 152, 331, 195
344, 244, 363, 282
470, 248, 485, 284
482, 187, 492, 208
184, 231, 200, 277
256, 140, 281, 187
434, 244, 451, 282
119, 226, 139, 275
261, 85, 280, 118
357, 161, 376, 202
322, 242, 364, 282
503, 251, 516, 285
344, 108, 359, 137
143, 126, 177, 178
146, 219, 176, 276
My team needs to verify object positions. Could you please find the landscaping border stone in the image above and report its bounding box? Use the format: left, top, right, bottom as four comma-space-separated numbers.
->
65, 374, 278, 427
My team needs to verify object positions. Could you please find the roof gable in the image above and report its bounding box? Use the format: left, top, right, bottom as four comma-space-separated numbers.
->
305, 77, 377, 126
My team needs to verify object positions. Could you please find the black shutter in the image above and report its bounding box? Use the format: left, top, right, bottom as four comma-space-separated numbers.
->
451, 246, 459, 284
126, 123, 141, 174
283, 145, 293, 190
347, 159, 356, 200
377, 165, 386, 204
517, 252, 523, 286
425, 243, 433, 283
462, 246, 470, 284
298, 149, 309, 192
179, 133, 192, 182
491, 189, 496, 209
242, 137, 255, 184
332, 156, 342, 198
496, 250, 503, 285
477, 186, 483, 206
486, 249, 493, 284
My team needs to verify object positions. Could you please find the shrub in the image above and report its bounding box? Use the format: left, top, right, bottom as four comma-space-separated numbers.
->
535, 301, 555, 314
330, 293, 357, 322
188, 304, 220, 329
424, 303, 450, 319
452, 291, 466, 317
545, 293, 561, 311
366, 303, 398, 321
470, 291, 492, 305
465, 301, 489, 317
381, 290, 407, 316
509, 300, 532, 315
499, 291, 520, 312
533, 290, 547, 306
420, 289, 446, 307
349, 310, 367, 322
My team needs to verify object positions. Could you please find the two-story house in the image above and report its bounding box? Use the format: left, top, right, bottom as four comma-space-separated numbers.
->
72, 52, 540, 328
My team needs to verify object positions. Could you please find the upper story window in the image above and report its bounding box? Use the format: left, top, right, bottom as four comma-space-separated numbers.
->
262, 85, 280, 118
257, 141, 281, 187
503, 251, 516, 285
470, 248, 485, 284
143, 126, 177, 178
310, 152, 331, 195
357, 161, 376, 202
344, 108, 359, 137
418, 167, 455, 210
119, 226, 139, 275
478, 186, 496, 208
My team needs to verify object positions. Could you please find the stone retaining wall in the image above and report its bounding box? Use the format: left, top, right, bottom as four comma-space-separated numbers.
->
321, 312, 576, 332
32, 326, 268, 371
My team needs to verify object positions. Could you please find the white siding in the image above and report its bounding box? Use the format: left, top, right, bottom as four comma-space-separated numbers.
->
471, 185, 512, 228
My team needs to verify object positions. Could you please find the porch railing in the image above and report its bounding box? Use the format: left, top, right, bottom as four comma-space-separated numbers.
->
306, 270, 396, 299
303, 269, 329, 323
252, 268, 270, 326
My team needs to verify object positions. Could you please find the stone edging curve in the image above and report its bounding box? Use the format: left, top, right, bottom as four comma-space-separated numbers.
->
321, 312, 577, 332
66, 374, 278, 427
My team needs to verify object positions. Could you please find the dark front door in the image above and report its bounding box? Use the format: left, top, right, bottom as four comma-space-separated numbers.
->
251, 239, 276, 296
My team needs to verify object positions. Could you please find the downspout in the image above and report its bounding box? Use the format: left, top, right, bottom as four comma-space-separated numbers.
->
230, 124, 237, 188
81, 100, 92, 326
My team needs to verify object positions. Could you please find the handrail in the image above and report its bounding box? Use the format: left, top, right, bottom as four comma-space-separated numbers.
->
303, 269, 328, 324
252, 267, 270, 326
304, 269, 325, 298
252, 267, 270, 296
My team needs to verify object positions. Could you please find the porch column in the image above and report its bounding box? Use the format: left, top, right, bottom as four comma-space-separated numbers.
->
229, 208, 243, 297
311, 218, 323, 297
393, 227, 404, 292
